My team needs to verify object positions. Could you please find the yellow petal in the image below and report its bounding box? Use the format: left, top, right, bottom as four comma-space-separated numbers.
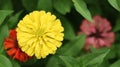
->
17, 10, 64, 59
35, 42, 42, 59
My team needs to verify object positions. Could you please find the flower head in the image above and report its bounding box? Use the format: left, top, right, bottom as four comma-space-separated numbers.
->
4, 30, 31, 62
16, 11, 64, 59
78, 15, 115, 50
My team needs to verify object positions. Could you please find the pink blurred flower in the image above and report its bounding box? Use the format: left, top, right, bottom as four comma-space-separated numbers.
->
78, 15, 115, 50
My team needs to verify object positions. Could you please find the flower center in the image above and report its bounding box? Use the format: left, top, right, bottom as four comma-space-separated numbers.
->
89, 29, 103, 38
36, 28, 45, 38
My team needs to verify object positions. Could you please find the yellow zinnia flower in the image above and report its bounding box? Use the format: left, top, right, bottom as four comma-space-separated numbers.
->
16, 11, 64, 59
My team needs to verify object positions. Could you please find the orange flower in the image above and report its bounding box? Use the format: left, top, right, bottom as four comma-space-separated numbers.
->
4, 30, 31, 62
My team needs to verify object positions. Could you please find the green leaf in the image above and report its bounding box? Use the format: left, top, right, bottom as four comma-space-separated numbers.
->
22, 0, 37, 11
0, 46, 5, 55
0, 0, 13, 10
84, 0, 98, 4
89, 5, 102, 16
115, 44, 120, 58
98, 60, 110, 67
87, 49, 110, 66
0, 10, 13, 25
46, 56, 61, 67
117, 0, 120, 8
77, 48, 110, 67
105, 45, 116, 59
59, 56, 80, 67
53, 0, 72, 15
59, 16, 76, 40
62, 19, 75, 40
12, 61, 20, 67
58, 33, 86, 56
72, 0, 93, 22
37, 0, 52, 11
10, 59, 20, 67
108, 0, 120, 12
113, 16, 120, 32
0, 55, 13, 67
0, 24, 9, 54
8, 11, 22, 29
110, 60, 120, 67
62, 20, 75, 40
54, 12, 75, 40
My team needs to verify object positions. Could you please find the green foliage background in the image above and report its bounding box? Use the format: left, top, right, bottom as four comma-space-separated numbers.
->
0, 0, 120, 67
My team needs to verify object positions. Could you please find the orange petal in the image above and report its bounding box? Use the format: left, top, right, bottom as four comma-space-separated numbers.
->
9, 30, 17, 40
7, 48, 17, 57
4, 38, 16, 49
